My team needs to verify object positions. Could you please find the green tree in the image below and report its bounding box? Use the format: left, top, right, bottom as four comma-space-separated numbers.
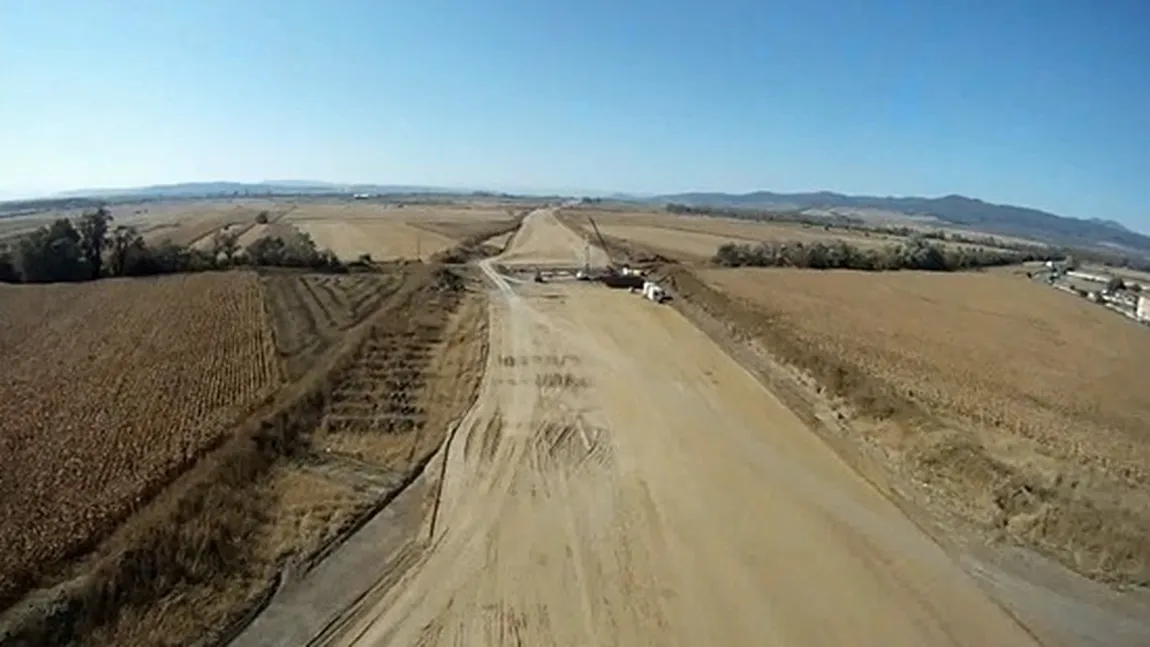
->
108, 225, 146, 276
78, 206, 113, 279
15, 219, 87, 282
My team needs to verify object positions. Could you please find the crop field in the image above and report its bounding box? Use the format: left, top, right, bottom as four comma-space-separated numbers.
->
561, 208, 1047, 262
278, 203, 521, 261
693, 267, 1150, 582
291, 219, 456, 261
560, 209, 893, 261
0, 272, 279, 603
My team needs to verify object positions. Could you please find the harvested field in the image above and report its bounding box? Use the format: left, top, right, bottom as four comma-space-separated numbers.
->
691, 267, 1150, 585
560, 208, 1044, 263
237, 222, 270, 247
261, 271, 409, 380
141, 206, 264, 247
560, 209, 891, 261
280, 203, 521, 261
404, 218, 520, 242
0, 272, 279, 605
316, 268, 483, 467
290, 220, 455, 261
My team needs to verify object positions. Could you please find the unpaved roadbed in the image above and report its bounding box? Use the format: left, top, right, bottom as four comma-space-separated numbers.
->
312, 210, 1039, 646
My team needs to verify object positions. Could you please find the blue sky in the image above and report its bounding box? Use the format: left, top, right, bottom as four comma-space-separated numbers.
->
2, 1, 1148, 227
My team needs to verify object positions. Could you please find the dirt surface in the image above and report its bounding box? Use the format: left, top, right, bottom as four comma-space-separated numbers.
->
311, 210, 1038, 646
496, 208, 609, 268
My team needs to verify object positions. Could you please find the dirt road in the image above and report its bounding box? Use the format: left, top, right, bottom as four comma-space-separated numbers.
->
495, 208, 609, 268
318, 210, 1039, 646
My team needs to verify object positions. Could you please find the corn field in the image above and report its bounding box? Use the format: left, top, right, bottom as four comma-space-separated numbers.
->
0, 272, 279, 599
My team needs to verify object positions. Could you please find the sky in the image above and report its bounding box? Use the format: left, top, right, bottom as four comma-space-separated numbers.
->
1, 1, 1148, 227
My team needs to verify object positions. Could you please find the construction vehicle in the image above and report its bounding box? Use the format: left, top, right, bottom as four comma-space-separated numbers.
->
587, 216, 645, 289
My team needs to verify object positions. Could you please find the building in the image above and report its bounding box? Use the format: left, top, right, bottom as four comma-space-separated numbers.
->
1138, 295, 1150, 323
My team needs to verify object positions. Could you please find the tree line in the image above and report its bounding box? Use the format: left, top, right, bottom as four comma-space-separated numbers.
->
0, 207, 344, 284
667, 202, 1150, 272
711, 237, 1060, 272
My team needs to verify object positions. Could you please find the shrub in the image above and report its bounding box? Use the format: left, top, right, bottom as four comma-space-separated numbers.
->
712, 239, 1053, 272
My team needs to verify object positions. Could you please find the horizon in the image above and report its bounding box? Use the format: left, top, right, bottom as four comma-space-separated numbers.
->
2, 1, 1148, 228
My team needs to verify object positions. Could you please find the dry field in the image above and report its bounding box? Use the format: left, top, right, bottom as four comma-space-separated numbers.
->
133, 201, 278, 246
560, 209, 894, 261
0, 272, 279, 604
315, 269, 484, 467
277, 203, 521, 261
261, 271, 409, 380
1, 264, 488, 646
692, 267, 1150, 584
560, 208, 1047, 263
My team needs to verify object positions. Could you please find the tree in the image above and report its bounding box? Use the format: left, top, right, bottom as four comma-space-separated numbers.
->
255, 211, 270, 224
1105, 276, 1126, 292
211, 230, 240, 264
0, 250, 18, 283
15, 219, 88, 282
108, 225, 146, 277
77, 206, 112, 279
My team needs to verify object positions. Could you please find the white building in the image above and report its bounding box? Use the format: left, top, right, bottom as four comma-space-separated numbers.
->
1138, 295, 1150, 323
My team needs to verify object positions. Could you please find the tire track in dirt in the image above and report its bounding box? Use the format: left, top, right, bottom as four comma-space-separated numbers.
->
316, 209, 1042, 647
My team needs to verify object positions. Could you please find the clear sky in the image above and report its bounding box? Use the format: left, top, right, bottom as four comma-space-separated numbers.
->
2, 1, 1148, 227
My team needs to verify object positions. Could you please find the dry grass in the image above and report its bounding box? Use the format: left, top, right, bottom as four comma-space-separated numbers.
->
561, 209, 894, 261
0, 273, 280, 606
317, 269, 486, 468
561, 208, 1047, 263
281, 203, 521, 261
677, 266, 1150, 585
261, 271, 410, 380
139, 204, 271, 247
290, 220, 456, 261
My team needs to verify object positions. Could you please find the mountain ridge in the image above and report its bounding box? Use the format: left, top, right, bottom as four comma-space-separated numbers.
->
651, 190, 1150, 255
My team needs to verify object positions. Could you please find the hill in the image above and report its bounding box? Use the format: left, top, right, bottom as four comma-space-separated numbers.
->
52, 181, 462, 199
654, 191, 1150, 256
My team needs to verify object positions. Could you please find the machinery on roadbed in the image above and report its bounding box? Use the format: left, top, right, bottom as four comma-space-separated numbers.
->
583, 215, 666, 302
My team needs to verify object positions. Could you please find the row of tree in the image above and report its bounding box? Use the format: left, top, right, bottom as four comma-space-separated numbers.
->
668, 202, 1150, 272
0, 208, 344, 284
711, 238, 1058, 272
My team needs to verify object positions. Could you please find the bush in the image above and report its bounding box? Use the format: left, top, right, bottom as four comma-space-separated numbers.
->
254, 211, 270, 224
711, 239, 1053, 272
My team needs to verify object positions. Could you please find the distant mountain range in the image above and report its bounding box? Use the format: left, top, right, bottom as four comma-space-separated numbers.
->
52, 181, 465, 199
651, 191, 1150, 256
26, 182, 1150, 257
